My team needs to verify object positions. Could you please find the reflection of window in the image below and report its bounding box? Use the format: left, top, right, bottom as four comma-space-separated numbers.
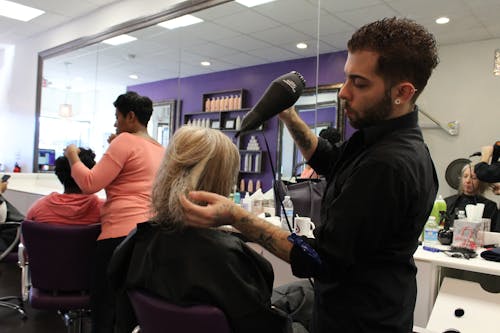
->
38, 116, 91, 160
148, 100, 176, 148
278, 84, 343, 180
295, 91, 338, 111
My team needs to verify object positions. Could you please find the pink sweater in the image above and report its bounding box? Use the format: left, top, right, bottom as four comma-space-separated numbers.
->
26, 192, 103, 225
71, 133, 165, 240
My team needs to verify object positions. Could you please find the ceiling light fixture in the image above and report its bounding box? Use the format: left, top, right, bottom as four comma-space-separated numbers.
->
235, 0, 276, 7
296, 42, 308, 49
129, 74, 139, 79
200, 61, 211, 66
157, 14, 203, 30
494, 49, 500, 77
435, 17, 450, 25
102, 34, 137, 46
0, 0, 44, 22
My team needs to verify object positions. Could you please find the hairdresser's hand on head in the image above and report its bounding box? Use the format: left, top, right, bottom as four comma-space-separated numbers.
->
180, 191, 241, 228
481, 145, 494, 164
64, 144, 81, 166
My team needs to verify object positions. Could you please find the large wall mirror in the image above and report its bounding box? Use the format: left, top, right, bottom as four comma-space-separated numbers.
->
35, 0, 350, 190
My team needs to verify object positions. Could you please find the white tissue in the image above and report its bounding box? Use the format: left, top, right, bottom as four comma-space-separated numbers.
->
465, 204, 484, 222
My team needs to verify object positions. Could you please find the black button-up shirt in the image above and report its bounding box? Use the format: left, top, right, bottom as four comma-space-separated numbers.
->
290, 110, 438, 333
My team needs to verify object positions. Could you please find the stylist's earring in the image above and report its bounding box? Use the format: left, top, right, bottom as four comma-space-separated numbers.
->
394, 99, 401, 105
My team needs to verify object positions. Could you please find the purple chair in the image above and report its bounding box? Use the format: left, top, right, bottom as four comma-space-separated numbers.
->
0, 221, 26, 318
21, 220, 100, 332
128, 290, 231, 333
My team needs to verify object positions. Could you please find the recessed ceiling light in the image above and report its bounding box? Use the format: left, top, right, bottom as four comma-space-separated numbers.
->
201, 61, 211, 67
101, 34, 137, 46
235, 0, 276, 7
129, 74, 139, 79
435, 17, 450, 25
296, 43, 308, 49
157, 14, 203, 30
0, 0, 44, 22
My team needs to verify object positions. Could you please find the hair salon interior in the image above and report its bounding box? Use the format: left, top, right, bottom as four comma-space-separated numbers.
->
1, 0, 500, 332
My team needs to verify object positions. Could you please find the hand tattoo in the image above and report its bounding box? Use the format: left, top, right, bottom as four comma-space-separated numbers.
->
214, 203, 235, 225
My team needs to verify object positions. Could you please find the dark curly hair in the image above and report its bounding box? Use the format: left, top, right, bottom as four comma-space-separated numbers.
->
348, 17, 439, 101
113, 91, 153, 127
55, 148, 96, 193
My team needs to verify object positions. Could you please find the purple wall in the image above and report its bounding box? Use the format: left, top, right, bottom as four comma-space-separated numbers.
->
129, 51, 348, 191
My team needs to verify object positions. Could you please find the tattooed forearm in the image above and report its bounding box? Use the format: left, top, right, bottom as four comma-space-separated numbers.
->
233, 213, 292, 262
257, 233, 277, 252
289, 125, 312, 151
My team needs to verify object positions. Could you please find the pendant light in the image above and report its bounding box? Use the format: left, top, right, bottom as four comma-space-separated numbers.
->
58, 61, 73, 117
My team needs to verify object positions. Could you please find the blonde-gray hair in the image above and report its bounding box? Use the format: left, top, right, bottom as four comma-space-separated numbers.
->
151, 126, 240, 230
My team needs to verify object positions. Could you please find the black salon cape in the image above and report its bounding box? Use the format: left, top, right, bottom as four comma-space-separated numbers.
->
108, 222, 291, 333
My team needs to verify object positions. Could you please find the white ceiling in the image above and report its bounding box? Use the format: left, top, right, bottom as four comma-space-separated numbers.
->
4, 0, 500, 91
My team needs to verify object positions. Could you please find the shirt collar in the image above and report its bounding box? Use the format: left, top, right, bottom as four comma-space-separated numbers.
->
360, 105, 420, 146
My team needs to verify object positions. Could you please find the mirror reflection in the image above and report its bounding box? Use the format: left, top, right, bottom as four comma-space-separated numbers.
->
279, 84, 344, 179
37, 0, 348, 191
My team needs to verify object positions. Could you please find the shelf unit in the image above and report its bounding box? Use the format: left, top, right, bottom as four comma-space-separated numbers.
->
183, 89, 265, 175
202, 88, 246, 112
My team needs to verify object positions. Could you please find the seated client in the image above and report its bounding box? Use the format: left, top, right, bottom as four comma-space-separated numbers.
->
445, 163, 498, 231
109, 126, 291, 333
26, 148, 103, 225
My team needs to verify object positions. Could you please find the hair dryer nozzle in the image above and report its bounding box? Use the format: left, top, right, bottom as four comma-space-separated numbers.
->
237, 71, 306, 134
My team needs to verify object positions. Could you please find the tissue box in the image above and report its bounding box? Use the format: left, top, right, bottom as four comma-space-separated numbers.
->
452, 218, 491, 250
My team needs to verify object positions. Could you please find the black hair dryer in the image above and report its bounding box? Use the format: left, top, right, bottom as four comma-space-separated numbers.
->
236, 71, 306, 137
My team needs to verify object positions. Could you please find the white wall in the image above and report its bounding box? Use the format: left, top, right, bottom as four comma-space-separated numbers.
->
0, 0, 185, 172
419, 38, 500, 200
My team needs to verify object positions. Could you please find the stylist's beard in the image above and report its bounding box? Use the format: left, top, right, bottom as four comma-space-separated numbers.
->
345, 92, 392, 129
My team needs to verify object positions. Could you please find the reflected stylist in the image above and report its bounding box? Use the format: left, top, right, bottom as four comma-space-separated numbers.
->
181, 18, 439, 333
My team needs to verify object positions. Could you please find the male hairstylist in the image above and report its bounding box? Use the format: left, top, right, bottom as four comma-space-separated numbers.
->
181, 17, 439, 333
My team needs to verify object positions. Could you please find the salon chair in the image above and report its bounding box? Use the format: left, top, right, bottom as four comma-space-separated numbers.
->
0, 221, 26, 318
128, 289, 231, 333
21, 220, 100, 333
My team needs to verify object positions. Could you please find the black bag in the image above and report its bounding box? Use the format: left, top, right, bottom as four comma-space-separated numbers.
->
274, 178, 326, 226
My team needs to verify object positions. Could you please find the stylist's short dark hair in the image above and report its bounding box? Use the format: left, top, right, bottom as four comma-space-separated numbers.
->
348, 17, 439, 101
55, 148, 96, 192
113, 91, 153, 126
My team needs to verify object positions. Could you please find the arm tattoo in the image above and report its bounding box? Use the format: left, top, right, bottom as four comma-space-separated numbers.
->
289, 125, 312, 151
238, 215, 277, 252
257, 233, 277, 252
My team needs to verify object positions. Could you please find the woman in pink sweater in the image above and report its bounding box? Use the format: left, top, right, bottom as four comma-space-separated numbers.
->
64, 91, 165, 333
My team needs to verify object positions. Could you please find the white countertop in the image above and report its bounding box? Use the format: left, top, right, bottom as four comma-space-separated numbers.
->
3, 172, 106, 198
414, 245, 500, 276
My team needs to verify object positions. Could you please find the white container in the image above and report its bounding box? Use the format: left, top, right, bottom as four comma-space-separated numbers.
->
242, 192, 252, 213
280, 195, 294, 231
